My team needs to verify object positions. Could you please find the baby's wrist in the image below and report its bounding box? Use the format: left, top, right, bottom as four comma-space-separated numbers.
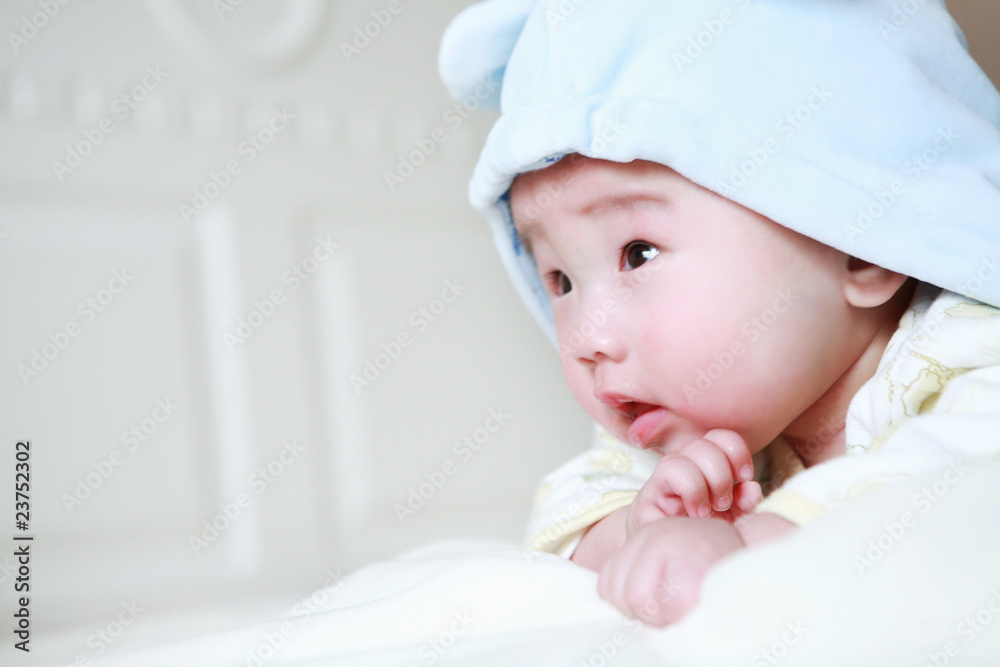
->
733, 511, 797, 547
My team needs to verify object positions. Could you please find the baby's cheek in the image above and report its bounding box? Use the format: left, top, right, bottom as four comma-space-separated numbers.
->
686, 318, 807, 428
652, 312, 742, 381
658, 329, 771, 427
558, 354, 597, 408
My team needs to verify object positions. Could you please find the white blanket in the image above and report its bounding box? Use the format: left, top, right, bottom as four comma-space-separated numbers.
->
52, 459, 999, 666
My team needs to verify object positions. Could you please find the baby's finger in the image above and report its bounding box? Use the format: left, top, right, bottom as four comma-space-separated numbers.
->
629, 494, 673, 531
655, 455, 711, 518
619, 551, 671, 626
733, 480, 763, 513
598, 535, 669, 626
676, 438, 738, 512
597, 542, 634, 604
630, 488, 685, 531
703, 428, 755, 483
714, 481, 763, 523
657, 494, 685, 516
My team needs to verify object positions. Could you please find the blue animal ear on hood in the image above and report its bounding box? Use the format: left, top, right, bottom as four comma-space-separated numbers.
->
438, 0, 535, 109
441, 0, 1000, 338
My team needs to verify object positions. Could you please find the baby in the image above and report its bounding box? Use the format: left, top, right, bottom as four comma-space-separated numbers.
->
439, 0, 1000, 626
508, 153, 917, 623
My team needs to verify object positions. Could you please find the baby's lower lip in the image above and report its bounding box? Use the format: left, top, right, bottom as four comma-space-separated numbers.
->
627, 407, 670, 446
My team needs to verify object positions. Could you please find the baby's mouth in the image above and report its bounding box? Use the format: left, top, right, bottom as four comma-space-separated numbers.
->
626, 404, 671, 447
598, 393, 655, 419
623, 401, 658, 422
597, 392, 669, 446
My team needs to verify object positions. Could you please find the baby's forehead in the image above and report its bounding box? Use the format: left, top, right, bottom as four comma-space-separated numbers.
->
509, 155, 706, 235
512, 156, 667, 212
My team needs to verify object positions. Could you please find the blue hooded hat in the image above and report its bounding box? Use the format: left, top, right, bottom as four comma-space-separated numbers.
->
439, 0, 1000, 343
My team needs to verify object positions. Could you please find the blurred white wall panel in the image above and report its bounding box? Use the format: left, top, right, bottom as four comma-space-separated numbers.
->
0, 0, 588, 645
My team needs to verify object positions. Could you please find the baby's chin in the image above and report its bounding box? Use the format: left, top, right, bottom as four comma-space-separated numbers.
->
590, 417, 639, 451
597, 413, 707, 456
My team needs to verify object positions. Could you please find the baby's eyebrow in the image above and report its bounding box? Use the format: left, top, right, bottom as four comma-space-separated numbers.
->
581, 192, 667, 217
513, 189, 667, 254
514, 216, 540, 255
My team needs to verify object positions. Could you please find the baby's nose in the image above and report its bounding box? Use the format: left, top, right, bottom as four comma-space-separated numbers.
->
562, 300, 627, 364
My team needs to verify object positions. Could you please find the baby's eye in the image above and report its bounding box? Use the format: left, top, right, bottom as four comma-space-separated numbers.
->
547, 270, 572, 296
622, 241, 660, 271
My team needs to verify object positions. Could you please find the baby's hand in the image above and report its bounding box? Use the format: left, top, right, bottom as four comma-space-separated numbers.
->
627, 429, 761, 534
598, 516, 743, 626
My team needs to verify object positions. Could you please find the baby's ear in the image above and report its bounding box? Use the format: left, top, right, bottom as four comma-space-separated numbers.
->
842, 256, 910, 308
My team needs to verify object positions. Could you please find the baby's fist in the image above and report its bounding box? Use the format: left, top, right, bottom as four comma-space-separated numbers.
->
598, 516, 743, 626
627, 429, 761, 534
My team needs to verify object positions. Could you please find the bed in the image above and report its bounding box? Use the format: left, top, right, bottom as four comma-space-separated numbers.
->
8, 458, 995, 666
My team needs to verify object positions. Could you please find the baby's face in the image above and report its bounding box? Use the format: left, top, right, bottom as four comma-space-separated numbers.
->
510, 156, 857, 455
